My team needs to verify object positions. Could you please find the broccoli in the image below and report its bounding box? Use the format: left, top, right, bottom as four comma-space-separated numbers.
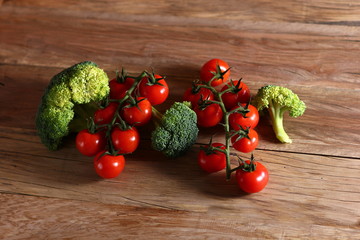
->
151, 101, 199, 158
36, 61, 109, 150
252, 85, 306, 143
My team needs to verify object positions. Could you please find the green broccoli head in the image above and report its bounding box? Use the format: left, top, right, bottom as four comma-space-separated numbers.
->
36, 61, 109, 150
151, 101, 199, 158
252, 85, 306, 143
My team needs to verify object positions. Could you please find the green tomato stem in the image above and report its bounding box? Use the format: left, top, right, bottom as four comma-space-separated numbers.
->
105, 70, 147, 155
205, 85, 233, 180
198, 80, 253, 180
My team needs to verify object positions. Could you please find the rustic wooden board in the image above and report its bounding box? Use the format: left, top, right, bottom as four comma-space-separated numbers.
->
3, 0, 360, 24
0, 127, 359, 237
1, 1, 360, 239
0, 193, 359, 240
1, 5, 360, 83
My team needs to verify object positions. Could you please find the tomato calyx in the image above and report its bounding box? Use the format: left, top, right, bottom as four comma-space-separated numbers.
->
225, 79, 244, 94
189, 80, 204, 94
144, 71, 166, 86
94, 148, 124, 164
114, 67, 129, 83
228, 102, 251, 118
231, 126, 251, 141
209, 64, 231, 85
192, 82, 214, 104
200, 137, 226, 155
196, 95, 221, 111
240, 154, 256, 172
98, 95, 111, 109
190, 80, 201, 93
197, 97, 212, 110
230, 154, 257, 174
123, 96, 146, 110
86, 117, 98, 134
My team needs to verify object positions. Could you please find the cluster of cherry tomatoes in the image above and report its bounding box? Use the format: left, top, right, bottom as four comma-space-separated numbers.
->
183, 59, 269, 193
75, 69, 169, 179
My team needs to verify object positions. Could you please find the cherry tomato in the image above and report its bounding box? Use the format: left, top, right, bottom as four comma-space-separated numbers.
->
221, 80, 251, 110
111, 126, 140, 154
231, 129, 259, 153
194, 103, 223, 128
94, 151, 125, 179
198, 143, 226, 173
109, 77, 135, 100
138, 74, 169, 105
229, 104, 259, 130
94, 102, 118, 125
236, 160, 269, 193
75, 129, 106, 157
200, 59, 230, 87
183, 85, 214, 108
121, 97, 152, 126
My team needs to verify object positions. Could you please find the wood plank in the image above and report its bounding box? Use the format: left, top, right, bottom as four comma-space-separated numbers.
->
0, 7, 359, 90
0, 127, 359, 231
0, 193, 359, 239
2, 0, 360, 25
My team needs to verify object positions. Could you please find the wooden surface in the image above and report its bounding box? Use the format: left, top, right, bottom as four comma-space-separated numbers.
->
1, 1, 360, 239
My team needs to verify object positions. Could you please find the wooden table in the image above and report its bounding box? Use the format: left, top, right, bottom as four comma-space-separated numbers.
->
1, 1, 359, 239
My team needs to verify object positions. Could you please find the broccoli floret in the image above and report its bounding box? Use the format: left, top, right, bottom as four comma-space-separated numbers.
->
151, 102, 199, 158
252, 85, 306, 143
36, 61, 109, 150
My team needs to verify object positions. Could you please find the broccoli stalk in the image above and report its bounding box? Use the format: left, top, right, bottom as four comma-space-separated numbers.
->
252, 85, 306, 143
267, 99, 291, 143
36, 61, 110, 150
151, 102, 199, 158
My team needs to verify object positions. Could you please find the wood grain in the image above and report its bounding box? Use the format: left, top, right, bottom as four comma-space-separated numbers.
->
0, 193, 359, 240
0, 127, 359, 222
1, 5, 359, 90
1, 0, 360, 239
2, 0, 360, 25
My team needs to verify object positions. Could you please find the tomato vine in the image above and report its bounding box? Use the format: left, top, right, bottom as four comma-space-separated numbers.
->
76, 68, 169, 179
189, 59, 268, 193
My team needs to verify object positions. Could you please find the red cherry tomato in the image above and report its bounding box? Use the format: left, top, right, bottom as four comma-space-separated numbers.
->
221, 80, 251, 110
75, 129, 106, 157
236, 160, 269, 193
183, 85, 214, 108
94, 151, 125, 179
198, 143, 226, 173
121, 97, 152, 126
138, 74, 169, 105
194, 103, 223, 127
109, 77, 135, 100
111, 126, 140, 154
94, 102, 118, 125
229, 104, 259, 130
200, 59, 230, 87
231, 129, 259, 153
